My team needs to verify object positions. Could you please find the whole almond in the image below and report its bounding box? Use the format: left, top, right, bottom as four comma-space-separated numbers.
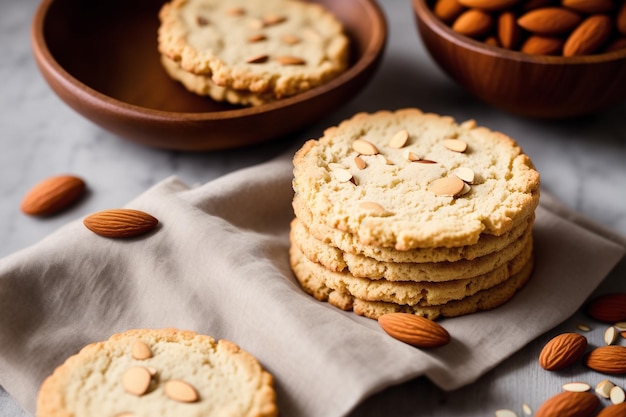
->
521, 35, 565, 55
457, 0, 521, 11
517, 7, 583, 35
535, 391, 599, 417
83, 209, 158, 238
20, 175, 86, 216
378, 313, 450, 348
452, 9, 494, 38
561, 0, 614, 14
434, 0, 466, 23
584, 345, 626, 374
587, 293, 626, 322
563, 15, 613, 56
498, 11, 523, 49
539, 333, 588, 371
597, 403, 626, 417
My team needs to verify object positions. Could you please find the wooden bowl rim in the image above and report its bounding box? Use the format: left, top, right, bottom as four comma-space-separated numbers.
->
412, 0, 626, 65
30, 0, 387, 123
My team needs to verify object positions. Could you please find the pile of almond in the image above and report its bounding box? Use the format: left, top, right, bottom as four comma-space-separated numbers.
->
433, 0, 626, 55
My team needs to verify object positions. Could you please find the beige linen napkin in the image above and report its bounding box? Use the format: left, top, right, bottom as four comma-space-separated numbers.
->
0, 152, 624, 417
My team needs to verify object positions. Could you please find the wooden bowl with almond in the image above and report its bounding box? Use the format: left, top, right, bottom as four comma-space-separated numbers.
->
412, 0, 626, 118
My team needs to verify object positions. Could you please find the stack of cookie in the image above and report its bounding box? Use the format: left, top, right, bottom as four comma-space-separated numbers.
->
289, 109, 540, 320
157, 0, 349, 106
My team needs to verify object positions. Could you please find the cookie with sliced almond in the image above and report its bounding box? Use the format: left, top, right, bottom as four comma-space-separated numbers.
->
36, 329, 278, 417
292, 108, 540, 250
157, 0, 349, 105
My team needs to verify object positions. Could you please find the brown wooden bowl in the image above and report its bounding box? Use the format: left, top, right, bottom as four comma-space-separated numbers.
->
412, 0, 626, 119
31, 0, 386, 151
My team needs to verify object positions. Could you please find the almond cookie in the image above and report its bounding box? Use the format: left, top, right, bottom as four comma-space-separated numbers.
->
292, 109, 540, 250
293, 196, 535, 263
289, 238, 533, 307
290, 217, 532, 282
293, 251, 535, 320
158, 0, 349, 102
37, 328, 277, 417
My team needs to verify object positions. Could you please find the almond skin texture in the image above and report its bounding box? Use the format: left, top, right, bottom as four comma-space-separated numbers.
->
584, 345, 626, 374
83, 209, 158, 238
20, 175, 86, 216
452, 9, 494, 38
378, 313, 451, 348
596, 402, 626, 417
539, 333, 588, 371
563, 15, 613, 56
535, 391, 599, 417
587, 293, 626, 323
517, 7, 583, 35
521, 35, 564, 54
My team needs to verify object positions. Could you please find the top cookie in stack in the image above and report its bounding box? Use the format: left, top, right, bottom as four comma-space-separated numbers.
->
157, 0, 350, 106
289, 108, 540, 320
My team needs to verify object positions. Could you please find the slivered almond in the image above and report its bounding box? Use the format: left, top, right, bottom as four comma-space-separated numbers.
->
246, 54, 269, 64
332, 167, 353, 183
494, 409, 517, 417
225, 7, 245, 16
131, 341, 153, 360
428, 177, 466, 196
596, 379, 616, 398
605, 326, 619, 345
403, 149, 421, 162
388, 130, 409, 148
610, 386, 626, 404
276, 56, 306, 65
359, 201, 386, 212
263, 14, 286, 26
164, 380, 199, 403
458, 182, 472, 196
248, 34, 267, 43
563, 382, 591, 392
352, 139, 379, 155
281, 34, 300, 45
83, 209, 158, 239
522, 403, 533, 415
122, 366, 152, 396
615, 322, 626, 331
454, 167, 475, 183
377, 154, 394, 165
354, 156, 367, 170
443, 139, 468, 153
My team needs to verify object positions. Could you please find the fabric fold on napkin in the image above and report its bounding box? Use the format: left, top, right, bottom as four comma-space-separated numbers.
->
0, 152, 624, 417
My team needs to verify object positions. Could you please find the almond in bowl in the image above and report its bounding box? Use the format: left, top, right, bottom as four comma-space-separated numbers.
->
412, 0, 626, 118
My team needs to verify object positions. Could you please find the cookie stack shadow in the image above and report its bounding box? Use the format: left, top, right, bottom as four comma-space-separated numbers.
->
288, 109, 540, 320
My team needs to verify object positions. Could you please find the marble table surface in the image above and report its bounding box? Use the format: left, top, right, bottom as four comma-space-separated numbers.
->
1, 0, 625, 416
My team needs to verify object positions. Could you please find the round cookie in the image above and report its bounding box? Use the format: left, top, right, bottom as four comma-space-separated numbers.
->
37, 328, 277, 417
293, 195, 535, 263
158, 0, 349, 100
293, 251, 535, 320
290, 217, 533, 282
289, 239, 533, 306
292, 109, 540, 250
